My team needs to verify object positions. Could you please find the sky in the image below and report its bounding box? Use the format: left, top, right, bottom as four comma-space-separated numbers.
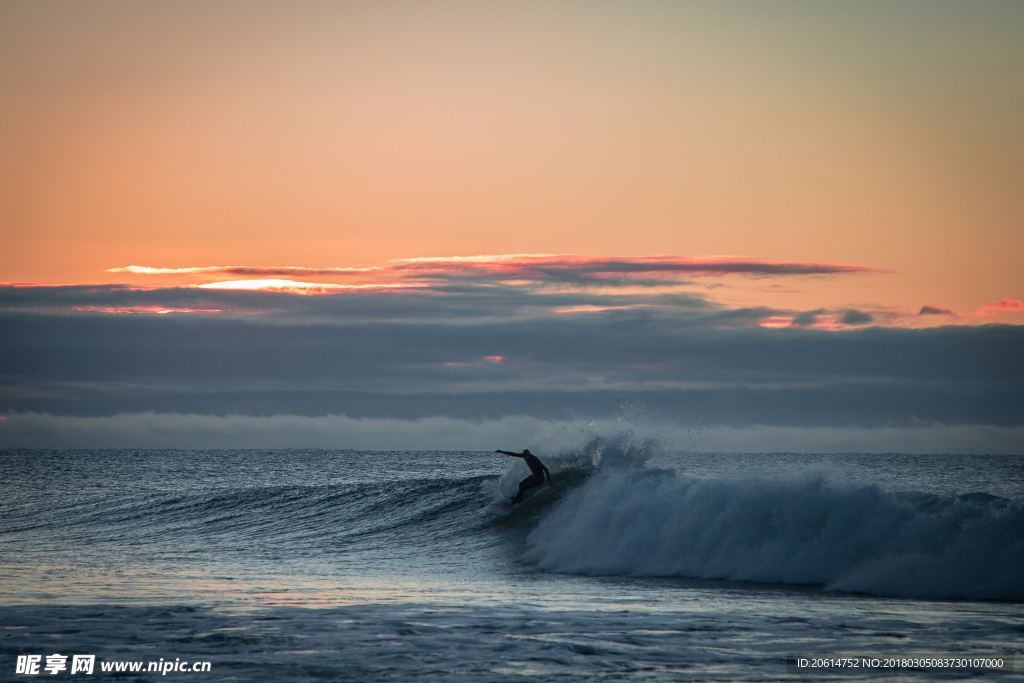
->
1, 1, 1022, 451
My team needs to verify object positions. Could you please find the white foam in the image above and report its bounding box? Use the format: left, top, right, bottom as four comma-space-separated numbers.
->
524, 465, 1024, 600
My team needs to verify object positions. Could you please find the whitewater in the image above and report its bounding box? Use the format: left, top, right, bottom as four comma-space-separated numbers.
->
1, 435, 1022, 680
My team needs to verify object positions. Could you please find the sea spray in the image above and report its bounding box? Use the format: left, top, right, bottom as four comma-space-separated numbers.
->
523, 467, 1024, 600
493, 431, 658, 501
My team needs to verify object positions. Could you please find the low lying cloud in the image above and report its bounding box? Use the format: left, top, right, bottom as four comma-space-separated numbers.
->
0, 412, 1019, 454
839, 309, 873, 326
758, 307, 888, 330
1, 306, 1021, 430
2, 254, 1020, 451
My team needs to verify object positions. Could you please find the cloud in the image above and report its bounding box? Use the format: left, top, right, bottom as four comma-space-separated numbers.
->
0, 412, 1020, 453
791, 309, 826, 326
757, 315, 793, 329
6, 253, 884, 324
551, 304, 646, 315
1, 306, 1022, 430
392, 254, 556, 265
102, 255, 880, 300
765, 307, 882, 330
0, 281, 717, 322
839, 309, 873, 326
1, 254, 1020, 451
70, 305, 223, 315
3, 377, 1021, 427
391, 254, 879, 286
111, 255, 877, 288
977, 298, 1024, 317
195, 279, 422, 294
4, 309, 1019, 384
108, 265, 380, 276
919, 305, 955, 316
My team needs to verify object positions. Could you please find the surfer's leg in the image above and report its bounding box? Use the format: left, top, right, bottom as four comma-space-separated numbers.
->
512, 477, 529, 503
512, 473, 544, 503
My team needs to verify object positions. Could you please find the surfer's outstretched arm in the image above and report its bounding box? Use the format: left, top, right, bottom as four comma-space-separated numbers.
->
542, 465, 552, 482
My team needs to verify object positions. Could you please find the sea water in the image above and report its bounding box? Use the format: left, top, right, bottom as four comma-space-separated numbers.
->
1, 437, 1022, 680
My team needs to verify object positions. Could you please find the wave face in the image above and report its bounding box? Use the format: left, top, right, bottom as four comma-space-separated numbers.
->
523, 466, 1024, 601
2, 473, 504, 571
3, 443, 1021, 602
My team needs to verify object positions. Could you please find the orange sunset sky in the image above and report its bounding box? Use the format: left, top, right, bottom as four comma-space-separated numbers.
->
2, 0, 1022, 324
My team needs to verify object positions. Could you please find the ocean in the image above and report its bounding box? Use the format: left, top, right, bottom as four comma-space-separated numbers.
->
2, 435, 1022, 680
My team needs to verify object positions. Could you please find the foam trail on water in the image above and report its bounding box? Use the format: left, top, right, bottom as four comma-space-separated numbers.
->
524, 466, 1024, 600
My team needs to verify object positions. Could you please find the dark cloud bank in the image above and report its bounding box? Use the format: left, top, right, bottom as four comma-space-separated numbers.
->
0, 283, 1021, 452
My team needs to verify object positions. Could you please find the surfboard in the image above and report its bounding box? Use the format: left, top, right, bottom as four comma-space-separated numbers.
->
486, 480, 552, 517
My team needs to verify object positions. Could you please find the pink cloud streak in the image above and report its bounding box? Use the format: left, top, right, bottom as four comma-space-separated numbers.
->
108, 265, 381, 276
195, 279, 424, 295
71, 305, 223, 315
976, 298, 1023, 317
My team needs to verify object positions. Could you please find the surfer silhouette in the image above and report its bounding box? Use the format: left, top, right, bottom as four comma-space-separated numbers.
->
495, 449, 551, 504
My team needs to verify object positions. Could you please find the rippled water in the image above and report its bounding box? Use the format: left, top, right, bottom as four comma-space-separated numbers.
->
1, 442, 1022, 680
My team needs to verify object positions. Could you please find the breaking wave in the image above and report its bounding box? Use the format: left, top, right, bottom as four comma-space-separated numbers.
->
6, 433, 1020, 602
523, 462, 1024, 601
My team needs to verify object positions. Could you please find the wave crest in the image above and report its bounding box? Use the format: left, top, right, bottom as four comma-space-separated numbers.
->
524, 468, 1024, 600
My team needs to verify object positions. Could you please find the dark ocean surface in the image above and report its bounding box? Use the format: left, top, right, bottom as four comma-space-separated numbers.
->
2, 438, 1022, 680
